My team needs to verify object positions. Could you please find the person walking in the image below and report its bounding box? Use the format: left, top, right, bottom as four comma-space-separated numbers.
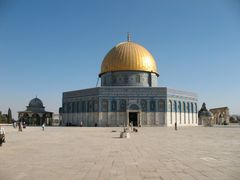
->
18, 121, 22, 132
42, 123, 45, 131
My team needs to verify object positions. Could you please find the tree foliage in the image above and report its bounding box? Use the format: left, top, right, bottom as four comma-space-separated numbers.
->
8, 108, 12, 123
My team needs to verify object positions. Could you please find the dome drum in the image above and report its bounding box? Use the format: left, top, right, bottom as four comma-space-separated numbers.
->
101, 71, 158, 87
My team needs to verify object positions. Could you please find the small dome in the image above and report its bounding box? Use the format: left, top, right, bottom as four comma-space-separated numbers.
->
29, 98, 44, 108
100, 41, 159, 76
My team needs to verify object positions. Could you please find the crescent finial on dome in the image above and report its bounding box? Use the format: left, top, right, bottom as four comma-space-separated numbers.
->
127, 32, 131, 42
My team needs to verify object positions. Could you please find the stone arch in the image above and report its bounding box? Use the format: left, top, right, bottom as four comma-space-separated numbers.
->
195, 103, 198, 124
169, 100, 173, 124
32, 113, 41, 126
183, 102, 186, 124
187, 102, 190, 124
128, 104, 140, 110
191, 102, 194, 124
174, 101, 177, 112
174, 101, 177, 124
178, 101, 182, 124
22, 113, 30, 125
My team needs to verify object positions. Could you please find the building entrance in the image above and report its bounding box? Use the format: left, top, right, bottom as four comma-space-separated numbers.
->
129, 112, 138, 126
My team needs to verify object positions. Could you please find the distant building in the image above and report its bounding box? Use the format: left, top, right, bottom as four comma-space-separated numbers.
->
18, 97, 53, 126
62, 36, 198, 127
52, 114, 61, 126
210, 107, 230, 125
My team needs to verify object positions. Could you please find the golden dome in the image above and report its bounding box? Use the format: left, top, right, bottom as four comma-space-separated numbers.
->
100, 41, 159, 76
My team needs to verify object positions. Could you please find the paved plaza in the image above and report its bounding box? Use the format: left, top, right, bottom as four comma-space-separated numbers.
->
0, 126, 239, 180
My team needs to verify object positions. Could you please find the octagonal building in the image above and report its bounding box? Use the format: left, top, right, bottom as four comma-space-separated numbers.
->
62, 37, 198, 127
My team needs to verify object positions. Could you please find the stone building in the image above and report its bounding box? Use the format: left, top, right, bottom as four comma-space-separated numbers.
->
62, 37, 198, 127
18, 97, 53, 126
210, 107, 230, 125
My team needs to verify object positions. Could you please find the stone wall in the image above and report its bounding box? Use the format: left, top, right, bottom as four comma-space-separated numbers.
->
210, 107, 230, 124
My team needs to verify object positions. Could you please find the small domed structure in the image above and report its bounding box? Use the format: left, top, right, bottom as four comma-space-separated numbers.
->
18, 97, 53, 126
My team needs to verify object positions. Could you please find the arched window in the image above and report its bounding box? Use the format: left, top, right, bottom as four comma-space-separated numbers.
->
76, 102, 79, 113
82, 101, 86, 112
136, 75, 140, 83
72, 102, 76, 113
119, 99, 126, 112
67, 103, 71, 113
112, 75, 116, 84
159, 100, 165, 112
102, 100, 108, 112
93, 100, 98, 112
111, 100, 117, 112
174, 101, 177, 112
78, 101, 82, 112
124, 75, 128, 83
150, 100, 156, 112
88, 101, 93, 112
141, 100, 147, 112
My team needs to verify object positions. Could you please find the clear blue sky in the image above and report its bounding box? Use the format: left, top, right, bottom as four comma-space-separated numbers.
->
0, 0, 239, 118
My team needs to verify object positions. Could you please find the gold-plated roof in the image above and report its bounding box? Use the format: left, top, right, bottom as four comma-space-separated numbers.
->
100, 41, 159, 76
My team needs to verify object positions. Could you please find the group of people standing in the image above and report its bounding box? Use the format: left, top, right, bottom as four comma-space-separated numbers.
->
0, 122, 46, 147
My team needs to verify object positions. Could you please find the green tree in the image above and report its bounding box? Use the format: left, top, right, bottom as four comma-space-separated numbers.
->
7, 108, 12, 124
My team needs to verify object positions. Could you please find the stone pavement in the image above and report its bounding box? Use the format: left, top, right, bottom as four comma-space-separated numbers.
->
0, 126, 239, 180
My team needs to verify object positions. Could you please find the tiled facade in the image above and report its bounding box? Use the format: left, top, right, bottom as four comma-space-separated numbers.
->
62, 87, 198, 127
62, 39, 198, 127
